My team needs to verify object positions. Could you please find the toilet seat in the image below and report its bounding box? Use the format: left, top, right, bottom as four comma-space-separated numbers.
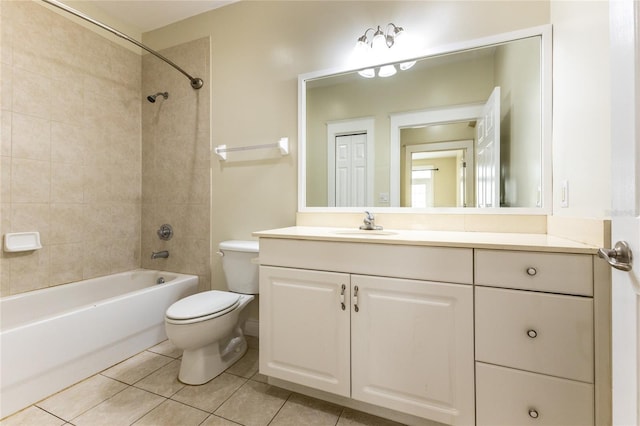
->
165, 291, 240, 325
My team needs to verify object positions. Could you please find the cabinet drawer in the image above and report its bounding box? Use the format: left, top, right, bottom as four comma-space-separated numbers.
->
475, 286, 594, 382
475, 249, 593, 296
260, 238, 473, 284
476, 363, 594, 426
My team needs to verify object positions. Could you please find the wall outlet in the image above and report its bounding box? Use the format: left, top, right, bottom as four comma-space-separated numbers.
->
561, 180, 569, 208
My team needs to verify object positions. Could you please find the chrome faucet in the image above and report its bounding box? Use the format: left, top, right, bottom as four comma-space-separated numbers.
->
151, 250, 169, 259
359, 211, 383, 231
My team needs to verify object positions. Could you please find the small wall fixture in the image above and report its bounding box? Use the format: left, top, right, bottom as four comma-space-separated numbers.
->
214, 138, 289, 161
354, 23, 416, 78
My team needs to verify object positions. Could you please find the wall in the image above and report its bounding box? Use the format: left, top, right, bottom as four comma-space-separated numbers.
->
1, 1, 141, 296
143, 1, 551, 301
141, 38, 212, 292
550, 0, 610, 218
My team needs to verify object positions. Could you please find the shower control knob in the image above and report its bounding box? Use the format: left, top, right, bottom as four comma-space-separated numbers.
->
157, 224, 173, 241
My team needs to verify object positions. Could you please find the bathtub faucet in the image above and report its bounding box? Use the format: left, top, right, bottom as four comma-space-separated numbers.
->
151, 250, 169, 259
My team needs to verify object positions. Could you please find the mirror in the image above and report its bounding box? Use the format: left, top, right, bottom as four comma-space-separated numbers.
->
299, 26, 551, 212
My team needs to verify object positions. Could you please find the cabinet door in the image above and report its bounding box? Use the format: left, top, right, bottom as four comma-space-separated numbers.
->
350, 275, 475, 426
259, 266, 351, 397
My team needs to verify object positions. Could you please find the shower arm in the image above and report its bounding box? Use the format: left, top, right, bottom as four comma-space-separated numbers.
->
41, 0, 204, 90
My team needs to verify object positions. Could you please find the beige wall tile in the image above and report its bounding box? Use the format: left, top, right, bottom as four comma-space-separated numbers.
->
3, 4, 206, 298
1, 63, 11, 110
11, 203, 50, 244
83, 240, 113, 279
11, 158, 50, 203
10, 246, 50, 294
50, 203, 84, 244
12, 68, 51, 120
1, 155, 10, 203
50, 76, 84, 125
51, 163, 84, 203
51, 122, 85, 164
49, 243, 84, 286
1, 109, 11, 156
11, 112, 51, 161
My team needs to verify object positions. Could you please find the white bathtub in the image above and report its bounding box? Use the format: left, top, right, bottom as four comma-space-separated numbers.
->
0, 269, 198, 419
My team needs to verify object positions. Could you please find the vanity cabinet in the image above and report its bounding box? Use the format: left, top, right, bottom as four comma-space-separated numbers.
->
255, 230, 608, 426
259, 238, 475, 426
474, 249, 596, 426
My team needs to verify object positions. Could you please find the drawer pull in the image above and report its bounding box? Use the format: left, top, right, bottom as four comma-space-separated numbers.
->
526, 267, 538, 276
527, 329, 538, 338
353, 285, 359, 312
528, 409, 539, 419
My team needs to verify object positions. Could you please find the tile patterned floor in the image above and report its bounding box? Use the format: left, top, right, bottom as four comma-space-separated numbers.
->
1, 338, 405, 426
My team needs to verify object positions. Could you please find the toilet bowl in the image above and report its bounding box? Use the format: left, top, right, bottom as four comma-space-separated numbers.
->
164, 240, 259, 385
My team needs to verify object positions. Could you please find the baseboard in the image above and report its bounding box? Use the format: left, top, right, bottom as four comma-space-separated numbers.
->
244, 318, 259, 337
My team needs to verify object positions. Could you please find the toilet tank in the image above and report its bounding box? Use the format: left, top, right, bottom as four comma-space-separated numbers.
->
219, 240, 259, 294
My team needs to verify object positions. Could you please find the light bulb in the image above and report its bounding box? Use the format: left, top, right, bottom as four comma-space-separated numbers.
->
400, 61, 416, 71
378, 64, 397, 77
358, 68, 376, 78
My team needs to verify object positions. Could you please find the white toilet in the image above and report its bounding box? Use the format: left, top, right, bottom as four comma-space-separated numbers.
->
164, 240, 259, 385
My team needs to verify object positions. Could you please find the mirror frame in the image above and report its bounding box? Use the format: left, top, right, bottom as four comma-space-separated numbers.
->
298, 25, 552, 214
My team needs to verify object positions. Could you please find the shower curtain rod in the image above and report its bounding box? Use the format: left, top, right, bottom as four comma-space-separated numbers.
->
41, 0, 204, 90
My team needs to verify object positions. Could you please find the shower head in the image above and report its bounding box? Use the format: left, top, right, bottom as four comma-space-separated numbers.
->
147, 92, 168, 103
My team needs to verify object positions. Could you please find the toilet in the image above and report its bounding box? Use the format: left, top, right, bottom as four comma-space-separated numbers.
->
164, 240, 259, 385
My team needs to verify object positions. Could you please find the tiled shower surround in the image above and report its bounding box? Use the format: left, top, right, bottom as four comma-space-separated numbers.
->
0, 1, 211, 296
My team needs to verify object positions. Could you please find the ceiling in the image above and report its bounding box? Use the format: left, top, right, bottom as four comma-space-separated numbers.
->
86, 0, 236, 33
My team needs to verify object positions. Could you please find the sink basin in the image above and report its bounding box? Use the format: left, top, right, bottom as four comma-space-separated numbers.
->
332, 230, 398, 236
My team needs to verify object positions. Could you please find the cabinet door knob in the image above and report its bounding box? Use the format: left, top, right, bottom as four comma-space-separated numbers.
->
526, 267, 537, 276
527, 329, 538, 338
528, 409, 539, 419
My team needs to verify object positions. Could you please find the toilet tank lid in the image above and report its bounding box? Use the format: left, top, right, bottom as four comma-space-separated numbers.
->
219, 240, 259, 253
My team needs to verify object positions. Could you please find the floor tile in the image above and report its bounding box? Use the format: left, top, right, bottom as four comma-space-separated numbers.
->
133, 399, 209, 426
147, 339, 182, 359
171, 373, 246, 413
101, 351, 173, 385
337, 408, 406, 426
72, 387, 165, 426
37, 374, 128, 421
246, 335, 259, 349
200, 415, 241, 426
214, 380, 290, 426
250, 372, 269, 384
225, 348, 258, 378
134, 359, 185, 397
270, 393, 343, 426
0, 406, 65, 426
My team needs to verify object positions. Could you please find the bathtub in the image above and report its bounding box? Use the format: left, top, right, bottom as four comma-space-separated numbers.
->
0, 269, 198, 419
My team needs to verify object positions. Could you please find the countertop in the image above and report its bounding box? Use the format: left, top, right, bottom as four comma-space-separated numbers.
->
253, 226, 599, 254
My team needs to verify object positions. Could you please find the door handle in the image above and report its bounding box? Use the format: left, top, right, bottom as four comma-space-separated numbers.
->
598, 241, 633, 272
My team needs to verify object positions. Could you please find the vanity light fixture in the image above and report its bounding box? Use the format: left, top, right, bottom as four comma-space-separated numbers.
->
355, 23, 415, 78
